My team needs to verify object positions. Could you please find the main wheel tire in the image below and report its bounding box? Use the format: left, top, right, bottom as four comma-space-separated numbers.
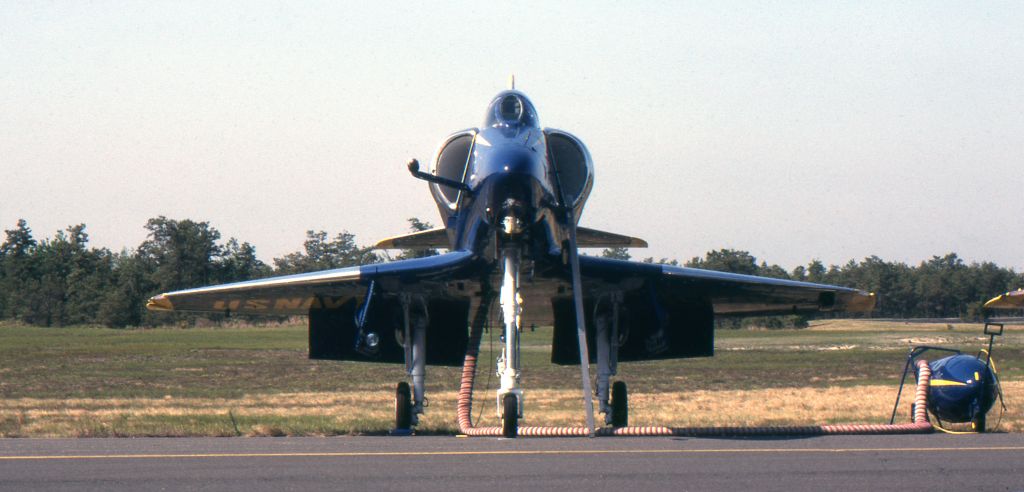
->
395, 382, 412, 430
611, 381, 628, 428
502, 393, 518, 438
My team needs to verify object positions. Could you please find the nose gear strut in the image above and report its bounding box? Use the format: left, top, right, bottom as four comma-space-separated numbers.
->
496, 247, 524, 437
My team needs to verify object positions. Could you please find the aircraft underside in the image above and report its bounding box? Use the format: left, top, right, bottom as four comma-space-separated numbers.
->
306, 246, 719, 435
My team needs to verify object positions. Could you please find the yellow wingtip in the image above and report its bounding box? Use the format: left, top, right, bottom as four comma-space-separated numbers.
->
146, 295, 174, 312
846, 292, 877, 312
373, 237, 397, 250
984, 288, 1024, 310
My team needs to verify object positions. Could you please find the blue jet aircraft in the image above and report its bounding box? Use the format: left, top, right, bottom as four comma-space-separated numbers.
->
148, 88, 876, 437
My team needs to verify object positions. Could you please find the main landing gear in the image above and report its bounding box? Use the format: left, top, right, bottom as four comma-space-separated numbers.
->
611, 381, 628, 428
393, 294, 428, 433
395, 381, 412, 430
596, 294, 628, 427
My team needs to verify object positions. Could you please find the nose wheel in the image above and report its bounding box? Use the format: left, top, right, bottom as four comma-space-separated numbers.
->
502, 393, 519, 438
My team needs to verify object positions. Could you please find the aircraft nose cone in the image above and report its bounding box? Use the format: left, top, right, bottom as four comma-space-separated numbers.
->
495, 148, 538, 175
472, 147, 549, 229
470, 144, 546, 183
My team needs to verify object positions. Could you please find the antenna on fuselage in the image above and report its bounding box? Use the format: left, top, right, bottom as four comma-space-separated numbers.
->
509, 74, 515, 90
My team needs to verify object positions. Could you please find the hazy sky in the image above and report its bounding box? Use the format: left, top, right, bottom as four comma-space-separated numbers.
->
2, 1, 1022, 270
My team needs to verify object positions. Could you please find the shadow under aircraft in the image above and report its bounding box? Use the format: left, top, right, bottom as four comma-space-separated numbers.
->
148, 87, 875, 437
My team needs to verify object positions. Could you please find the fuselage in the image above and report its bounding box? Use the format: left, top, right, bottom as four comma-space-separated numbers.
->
428, 90, 594, 263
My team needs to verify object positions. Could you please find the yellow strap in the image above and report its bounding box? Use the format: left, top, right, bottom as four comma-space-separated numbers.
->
978, 350, 999, 375
932, 425, 977, 435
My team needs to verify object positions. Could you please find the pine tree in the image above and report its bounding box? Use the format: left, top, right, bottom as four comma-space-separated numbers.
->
600, 246, 631, 260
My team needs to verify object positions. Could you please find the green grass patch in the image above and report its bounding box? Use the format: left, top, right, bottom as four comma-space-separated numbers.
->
1, 320, 1020, 436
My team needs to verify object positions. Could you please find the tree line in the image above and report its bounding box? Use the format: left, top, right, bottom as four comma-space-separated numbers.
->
0, 218, 1019, 328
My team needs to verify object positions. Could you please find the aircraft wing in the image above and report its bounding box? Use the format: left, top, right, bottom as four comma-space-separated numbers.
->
146, 251, 476, 315
543, 256, 874, 364
984, 289, 1024, 310
575, 227, 648, 248
578, 256, 875, 316
373, 228, 449, 250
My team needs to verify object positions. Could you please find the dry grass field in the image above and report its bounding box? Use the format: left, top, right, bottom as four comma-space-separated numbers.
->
1, 319, 1020, 437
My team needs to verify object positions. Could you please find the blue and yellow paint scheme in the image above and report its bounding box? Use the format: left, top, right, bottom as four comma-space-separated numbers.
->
144, 89, 880, 432
983, 288, 1024, 310
146, 89, 876, 365
923, 354, 998, 424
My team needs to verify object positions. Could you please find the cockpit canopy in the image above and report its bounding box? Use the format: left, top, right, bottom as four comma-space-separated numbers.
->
484, 91, 539, 129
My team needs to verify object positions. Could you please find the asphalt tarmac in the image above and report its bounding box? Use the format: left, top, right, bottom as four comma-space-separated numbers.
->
1, 434, 1022, 491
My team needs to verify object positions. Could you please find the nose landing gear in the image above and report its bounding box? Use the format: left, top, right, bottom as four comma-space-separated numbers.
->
496, 247, 524, 437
